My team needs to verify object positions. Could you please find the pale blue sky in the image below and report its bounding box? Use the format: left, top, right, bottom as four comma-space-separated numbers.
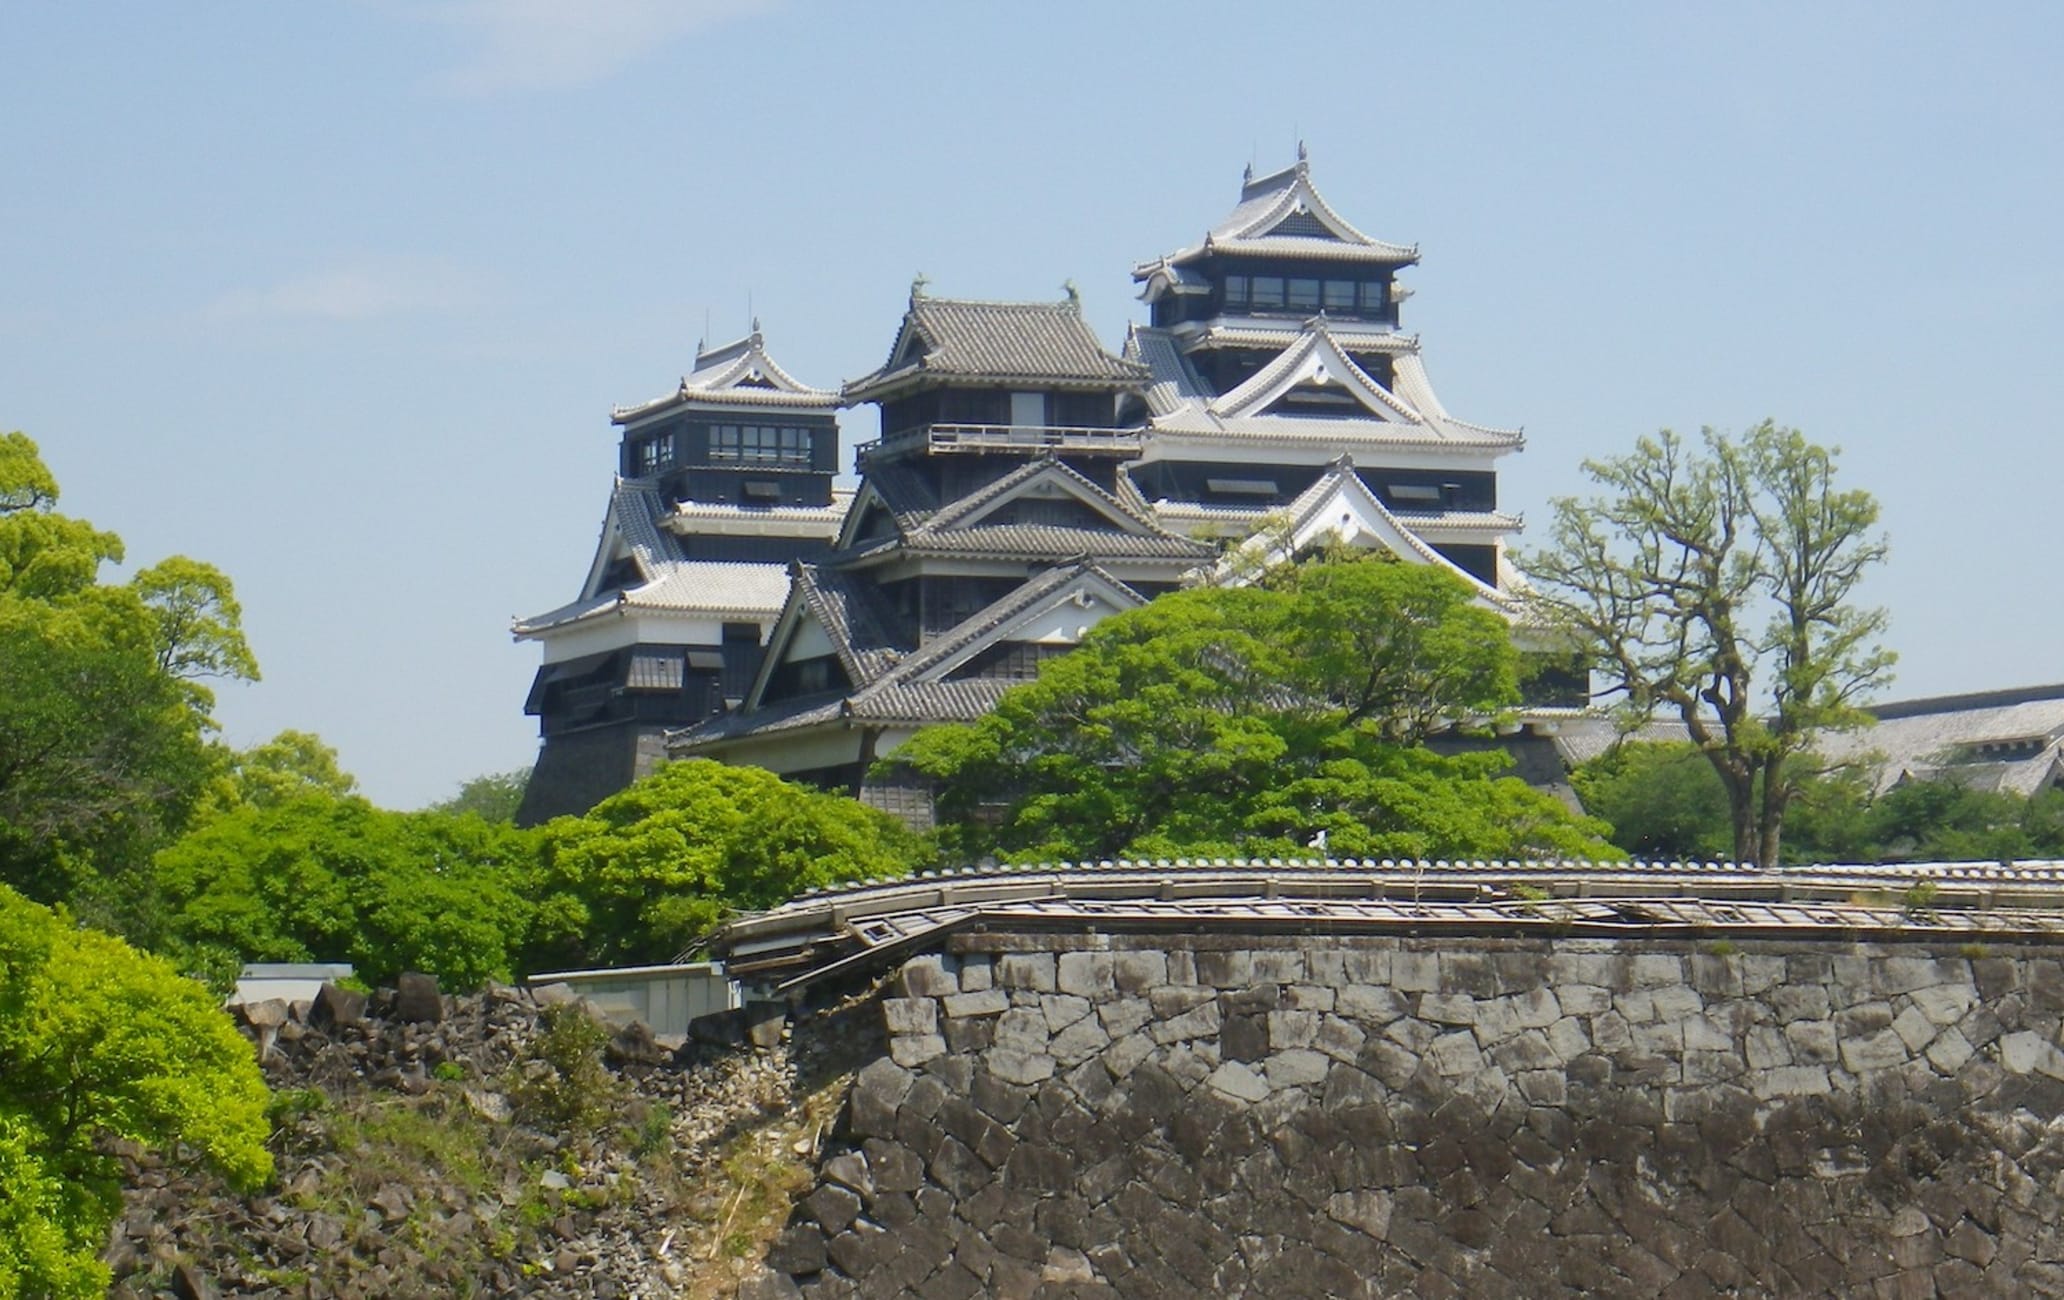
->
4, 3, 2059, 808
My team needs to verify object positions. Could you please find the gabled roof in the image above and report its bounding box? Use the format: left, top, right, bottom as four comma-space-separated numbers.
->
844, 293, 1149, 401
597, 477, 680, 586
838, 455, 1216, 567
881, 562, 1146, 684
1814, 687, 2064, 798
612, 326, 838, 424
1124, 326, 1212, 417
1213, 458, 1520, 615
1209, 321, 1422, 423
1135, 318, 1523, 451
726, 560, 914, 721
513, 478, 793, 637
1133, 150, 1419, 281
921, 455, 1159, 535
674, 563, 1149, 750
784, 563, 911, 690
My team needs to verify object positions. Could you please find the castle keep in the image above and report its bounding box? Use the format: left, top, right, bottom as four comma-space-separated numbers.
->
515, 155, 1540, 823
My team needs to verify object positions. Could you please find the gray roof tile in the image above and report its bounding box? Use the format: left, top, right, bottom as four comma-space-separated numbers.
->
789, 564, 912, 686
896, 524, 1212, 562
847, 296, 1148, 398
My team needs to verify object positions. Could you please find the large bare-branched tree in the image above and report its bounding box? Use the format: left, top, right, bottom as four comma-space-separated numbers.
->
1522, 421, 1894, 866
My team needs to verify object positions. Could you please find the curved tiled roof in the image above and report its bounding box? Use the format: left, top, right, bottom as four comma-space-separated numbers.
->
611, 327, 838, 423
668, 491, 853, 529
888, 525, 1214, 563
674, 563, 1149, 753
930, 455, 1159, 532
1124, 326, 1212, 418
846, 296, 1149, 400
789, 563, 910, 688
1134, 153, 1419, 277
1180, 322, 1419, 355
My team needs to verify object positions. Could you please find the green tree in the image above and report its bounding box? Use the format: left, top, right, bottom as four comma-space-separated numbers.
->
1522, 422, 1893, 867
1263, 556, 1519, 742
431, 767, 531, 823
1855, 781, 2064, 865
196, 729, 360, 820
131, 555, 260, 707
152, 793, 534, 989
0, 432, 122, 600
528, 760, 926, 969
0, 434, 254, 927
0, 884, 270, 1298
1570, 741, 1736, 863
885, 557, 1614, 863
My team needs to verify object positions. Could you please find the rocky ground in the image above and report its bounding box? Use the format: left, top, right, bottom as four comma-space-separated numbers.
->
107, 976, 877, 1299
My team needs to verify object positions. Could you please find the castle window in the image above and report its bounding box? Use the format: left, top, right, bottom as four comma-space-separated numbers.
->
1206, 477, 1279, 497
1224, 275, 1248, 308
712, 424, 813, 466
1250, 276, 1285, 309
1360, 281, 1392, 314
1287, 278, 1321, 311
631, 433, 674, 475
1323, 280, 1357, 312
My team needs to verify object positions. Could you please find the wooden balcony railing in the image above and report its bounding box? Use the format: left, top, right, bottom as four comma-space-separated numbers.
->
856, 423, 1144, 462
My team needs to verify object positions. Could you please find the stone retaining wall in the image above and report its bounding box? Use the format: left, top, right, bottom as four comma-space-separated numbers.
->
768, 933, 2064, 1298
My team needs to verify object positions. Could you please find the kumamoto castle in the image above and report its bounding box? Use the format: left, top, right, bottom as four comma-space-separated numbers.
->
505, 159, 2064, 1296
514, 152, 1559, 824
513, 151, 2064, 827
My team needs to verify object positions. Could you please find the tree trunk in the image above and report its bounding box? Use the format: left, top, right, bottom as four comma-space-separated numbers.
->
1702, 751, 1759, 866
1755, 754, 1788, 868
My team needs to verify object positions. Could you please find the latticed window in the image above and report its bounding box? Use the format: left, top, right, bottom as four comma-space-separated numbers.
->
631, 434, 674, 474
711, 424, 813, 465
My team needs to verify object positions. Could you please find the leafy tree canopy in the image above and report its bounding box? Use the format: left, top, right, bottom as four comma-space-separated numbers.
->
885, 556, 1615, 864
0, 434, 255, 928
430, 767, 531, 824
151, 793, 535, 989
0, 884, 270, 1298
529, 760, 927, 970
1571, 739, 2064, 866
1522, 422, 1893, 866
196, 729, 361, 823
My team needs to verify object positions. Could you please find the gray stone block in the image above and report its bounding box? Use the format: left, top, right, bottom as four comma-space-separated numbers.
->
986, 1048, 1055, 1086
1055, 952, 1116, 999
882, 998, 939, 1035
898, 955, 960, 998
996, 953, 1055, 992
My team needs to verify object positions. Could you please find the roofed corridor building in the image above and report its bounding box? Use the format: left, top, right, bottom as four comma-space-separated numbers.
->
515, 153, 1560, 824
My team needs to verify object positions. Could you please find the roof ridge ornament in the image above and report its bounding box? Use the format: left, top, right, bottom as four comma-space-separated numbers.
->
1062, 279, 1081, 310
910, 272, 930, 304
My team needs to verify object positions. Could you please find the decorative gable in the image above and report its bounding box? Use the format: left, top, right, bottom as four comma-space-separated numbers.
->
940, 459, 1158, 537
1216, 461, 1516, 613
1257, 207, 1341, 241
1211, 324, 1420, 424
894, 565, 1147, 685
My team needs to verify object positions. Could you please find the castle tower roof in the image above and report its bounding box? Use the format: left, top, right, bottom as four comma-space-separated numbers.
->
1133, 150, 1420, 289
844, 293, 1148, 403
